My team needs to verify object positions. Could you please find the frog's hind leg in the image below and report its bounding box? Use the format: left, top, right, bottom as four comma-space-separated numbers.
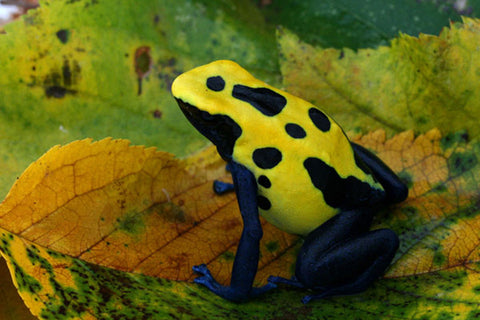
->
299, 227, 398, 303
269, 208, 398, 303
351, 142, 408, 204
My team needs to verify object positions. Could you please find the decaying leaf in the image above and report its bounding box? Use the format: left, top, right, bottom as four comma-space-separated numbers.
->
1, 128, 480, 319
278, 18, 480, 137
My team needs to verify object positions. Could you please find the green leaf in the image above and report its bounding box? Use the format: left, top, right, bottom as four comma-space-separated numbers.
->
260, 0, 461, 49
0, 0, 279, 198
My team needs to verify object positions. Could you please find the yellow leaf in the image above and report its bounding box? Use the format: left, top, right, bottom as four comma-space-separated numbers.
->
0, 138, 297, 286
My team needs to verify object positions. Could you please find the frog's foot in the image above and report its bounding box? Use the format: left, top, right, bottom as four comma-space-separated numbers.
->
193, 264, 276, 302
193, 264, 224, 293
213, 180, 234, 194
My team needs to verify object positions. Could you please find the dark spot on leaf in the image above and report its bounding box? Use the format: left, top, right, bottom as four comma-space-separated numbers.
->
220, 251, 235, 261
135, 46, 152, 96
62, 59, 72, 86
436, 312, 454, 320
45, 86, 70, 98
432, 183, 447, 193
135, 46, 152, 77
56, 29, 70, 44
265, 241, 279, 252
473, 285, 480, 294
153, 202, 189, 224
441, 130, 469, 149
433, 251, 446, 266
152, 109, 162, 119
116, 211, 145, 234
167, 57, 176, 67
448, 151, 478, 176
400, 206, 418, 217
416, 116, 428, 125
99, 286, 113, 303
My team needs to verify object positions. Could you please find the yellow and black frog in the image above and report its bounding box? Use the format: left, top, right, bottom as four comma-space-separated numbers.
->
171, 60, 408, 303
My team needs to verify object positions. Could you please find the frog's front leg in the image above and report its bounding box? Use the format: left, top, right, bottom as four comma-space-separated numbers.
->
213, 163, 235, 194
269, 208, 398, 303
193, 161, 276, 302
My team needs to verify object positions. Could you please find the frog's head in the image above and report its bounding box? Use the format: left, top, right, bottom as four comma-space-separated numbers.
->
172, 60, 287, 160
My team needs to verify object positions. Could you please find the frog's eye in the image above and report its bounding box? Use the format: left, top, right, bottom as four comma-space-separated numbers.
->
232, 85, 286, 116
206, 76, 225, 92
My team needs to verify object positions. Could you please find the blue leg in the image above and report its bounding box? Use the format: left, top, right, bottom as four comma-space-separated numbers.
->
351, 142, 408, 204
193, 161, 276, 301
269, 208, 398, 303
298, 228, 398, 303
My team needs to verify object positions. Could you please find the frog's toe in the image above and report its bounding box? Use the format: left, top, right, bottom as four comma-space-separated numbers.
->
301, 295, 313, 304
192, 263, 211, 276
192, 264, 222, 290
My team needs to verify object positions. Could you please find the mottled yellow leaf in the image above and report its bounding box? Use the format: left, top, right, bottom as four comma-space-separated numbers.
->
0, 138, 297, 287
278, 18, 480, 136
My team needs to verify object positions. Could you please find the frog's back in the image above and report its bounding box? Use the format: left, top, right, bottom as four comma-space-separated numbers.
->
172, 60, 384, 235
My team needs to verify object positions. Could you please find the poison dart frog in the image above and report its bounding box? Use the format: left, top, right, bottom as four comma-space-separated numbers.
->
171, 60, 408, 303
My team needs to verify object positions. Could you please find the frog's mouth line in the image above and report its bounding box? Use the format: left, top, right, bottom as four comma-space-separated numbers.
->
175, 98, 242, 161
